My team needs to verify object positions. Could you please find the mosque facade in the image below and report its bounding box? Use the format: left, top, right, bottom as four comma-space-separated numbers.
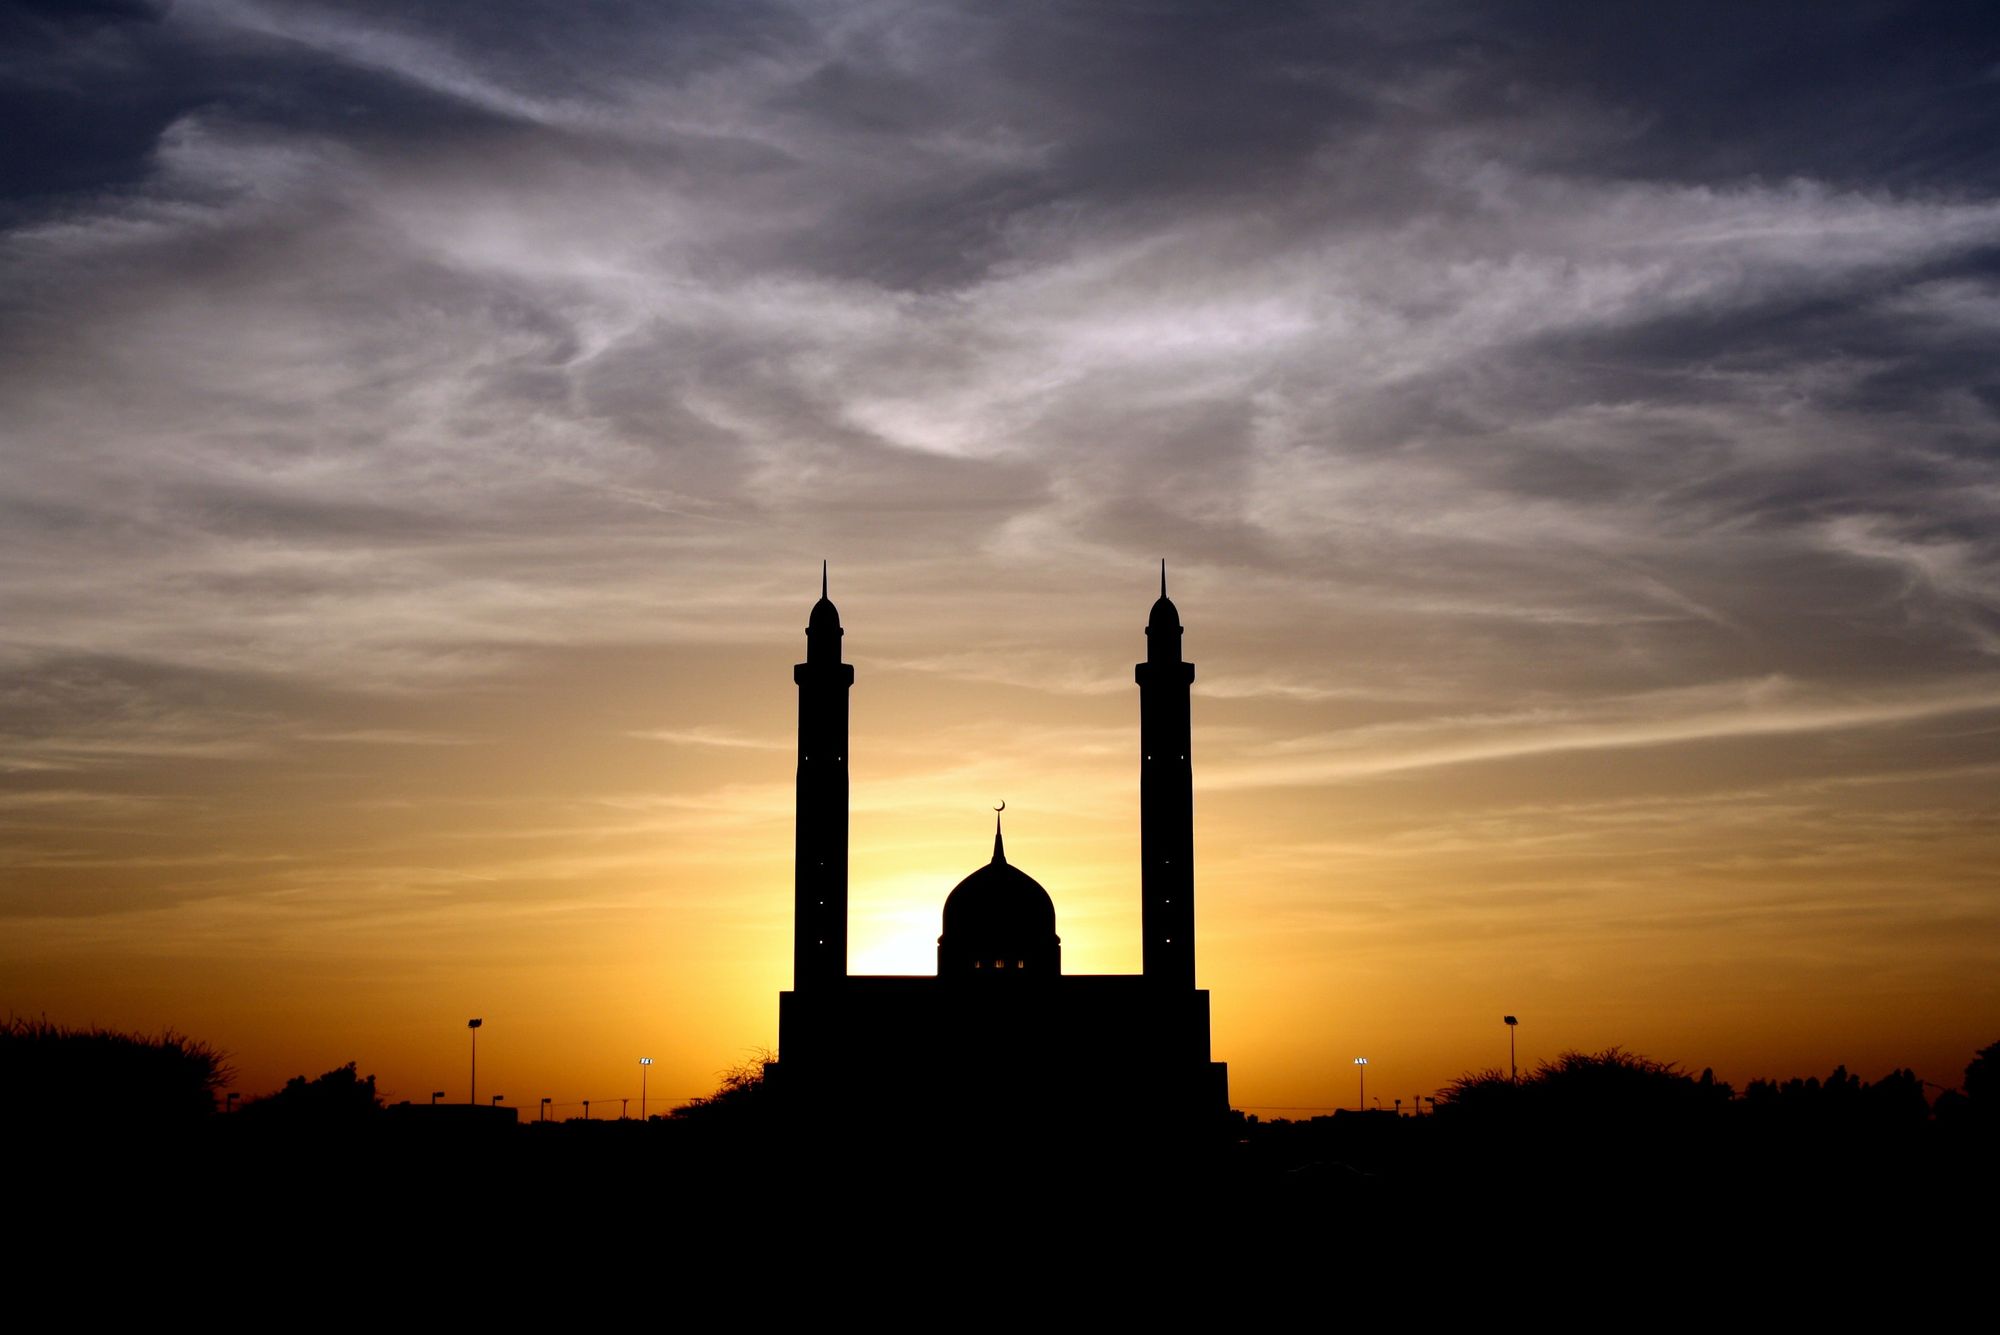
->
765, 569, 1228, 1129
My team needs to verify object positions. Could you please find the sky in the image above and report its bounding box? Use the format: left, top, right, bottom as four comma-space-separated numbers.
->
3, 0, 1998, 1117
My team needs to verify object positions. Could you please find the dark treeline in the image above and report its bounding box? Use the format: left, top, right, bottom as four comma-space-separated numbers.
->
9, 1020, 1995, 1163
1238, 1044, 1998, 1199
11, 1020, 1996, 1284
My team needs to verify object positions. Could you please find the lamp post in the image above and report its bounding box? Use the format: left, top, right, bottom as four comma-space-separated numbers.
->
640, 1057, 653, 1121
540, 1097, 551, 1123
1504, 1015, 1519, 1084
467, 1018, 483, 1104
1354, 1057, 1368, 1111
583, 1100, 590, 1121
490, 1095, 503, 1107
224, 1092, 239, 1114
430, 1091, 445, 1106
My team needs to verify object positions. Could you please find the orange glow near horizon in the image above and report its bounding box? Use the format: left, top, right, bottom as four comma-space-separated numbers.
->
6, 572, 1997, 1117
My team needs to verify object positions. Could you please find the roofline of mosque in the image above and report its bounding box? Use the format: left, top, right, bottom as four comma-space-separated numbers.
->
788, 974, 1208, 993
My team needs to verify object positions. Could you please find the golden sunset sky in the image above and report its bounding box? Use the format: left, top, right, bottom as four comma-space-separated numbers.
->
4, 1, 1998, 1115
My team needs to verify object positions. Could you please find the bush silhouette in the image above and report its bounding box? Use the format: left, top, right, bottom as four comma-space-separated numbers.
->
671, 1051, 771, 1124
0, 1015, 231, 1132
1439, 1046, 1728, 1121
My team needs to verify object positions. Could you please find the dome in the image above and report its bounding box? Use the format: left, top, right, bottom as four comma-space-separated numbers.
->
943, 860, 1056, 944
937, 821, 1061, 976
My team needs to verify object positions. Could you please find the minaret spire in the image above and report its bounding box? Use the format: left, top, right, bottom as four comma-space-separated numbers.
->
822, 559, 828, 600
1161, 558, 1167, 600
992, 802, 1007, 864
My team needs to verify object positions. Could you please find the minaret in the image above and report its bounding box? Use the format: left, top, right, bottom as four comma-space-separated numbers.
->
794, 562, 852, 990
1136, 561, 1195, 988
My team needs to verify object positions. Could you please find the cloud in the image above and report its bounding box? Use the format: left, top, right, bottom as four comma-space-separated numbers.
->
1205, 675, 2000, 789
627, 726, 789, 751
2, 2, 1997, 950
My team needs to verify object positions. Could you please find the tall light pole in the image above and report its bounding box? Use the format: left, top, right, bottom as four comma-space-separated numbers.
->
640, 1057, 653, 1121
540, 1097, 551, 1123
468, 1018, 483, 1104
1354, 1057, 1368, 1111
1504, 1015, 1519, 1084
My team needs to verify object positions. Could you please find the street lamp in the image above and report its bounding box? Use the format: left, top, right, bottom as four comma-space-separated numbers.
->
540, 1097, 551, 1123
1503, 1015, 1519, 1084
467, 1018, 483, 1104
224, 1092, 239, 1114
1354, 1057, 1368, 1111
640, 1057, 654, 1121
490, 1095, 503, 1107
583, 1100, 590, 1121
430, 1091, 445, 1106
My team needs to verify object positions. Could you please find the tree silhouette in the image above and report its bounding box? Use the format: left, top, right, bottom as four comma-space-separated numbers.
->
241, 1062, 383, 1125
1965, 1040, 1999, 1109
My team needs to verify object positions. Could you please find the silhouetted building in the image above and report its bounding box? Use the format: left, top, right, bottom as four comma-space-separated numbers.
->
767, 567, 1228, 1135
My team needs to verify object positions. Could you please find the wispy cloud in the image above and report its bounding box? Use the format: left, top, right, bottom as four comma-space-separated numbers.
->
626, 726, 789, 751
1208, 677, 2000, 788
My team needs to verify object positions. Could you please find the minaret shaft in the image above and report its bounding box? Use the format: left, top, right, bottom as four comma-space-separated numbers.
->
794, 584, 852, 990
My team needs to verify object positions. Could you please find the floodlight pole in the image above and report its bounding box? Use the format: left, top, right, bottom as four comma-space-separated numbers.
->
1504, 1015, 1519, 1085
640, 1057, 653, 1120
468, 1018, 484, 1104
1354, 1057, 1368, 1111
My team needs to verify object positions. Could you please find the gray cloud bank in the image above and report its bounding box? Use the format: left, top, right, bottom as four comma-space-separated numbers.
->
3, 0, 1999, 806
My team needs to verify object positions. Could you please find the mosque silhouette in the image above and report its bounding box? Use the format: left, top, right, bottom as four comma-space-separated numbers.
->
765, 567, 1229, 1131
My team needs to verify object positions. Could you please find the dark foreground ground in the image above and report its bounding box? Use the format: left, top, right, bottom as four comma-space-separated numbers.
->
16, 1102, 1993, 1318
9, 1031, 1994, 1313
